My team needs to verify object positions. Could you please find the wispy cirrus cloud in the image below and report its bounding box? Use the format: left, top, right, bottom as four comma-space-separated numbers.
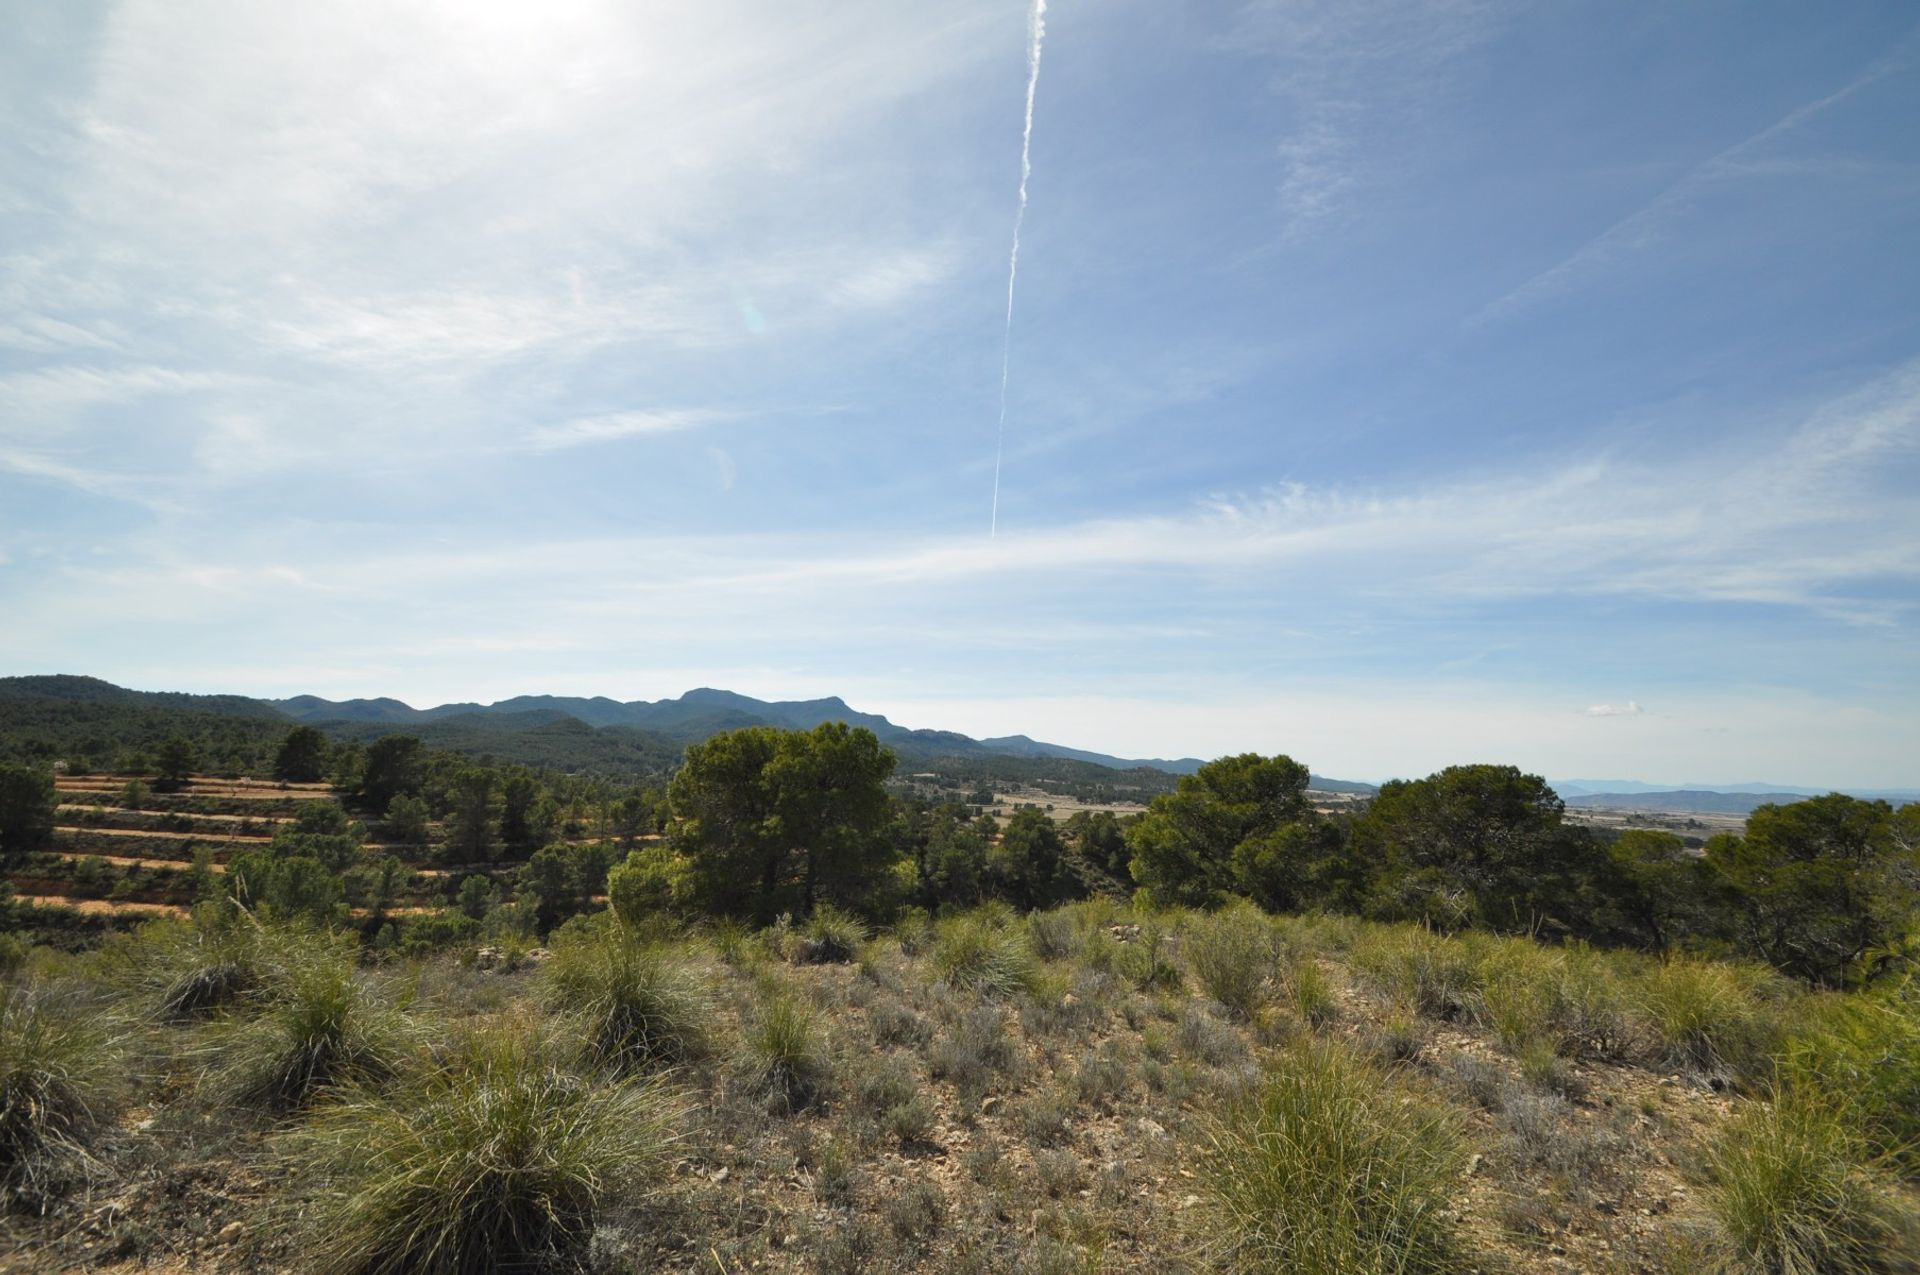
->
524, 409, 731, 452
1227, 0, 1514, 235
1479, 46, 1914, 323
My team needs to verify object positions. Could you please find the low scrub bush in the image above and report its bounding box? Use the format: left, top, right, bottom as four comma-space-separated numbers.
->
1177, 1005, 1250, 1069
929, 1005, 1022, 1100
1701, 1089, 1917, 1274
0, 981, 123, 1207
1200, 1037, 1467, 1274
286, 1017, 681, 1274
1027, 909, 1081, 962
1116, 924, 1183, 993
543, 929, 706, 1071
1185, 905, 1278, 1020
868, 998, 934, 1049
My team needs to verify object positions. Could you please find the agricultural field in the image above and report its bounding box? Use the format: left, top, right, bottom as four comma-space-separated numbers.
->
5, 776, 451, 928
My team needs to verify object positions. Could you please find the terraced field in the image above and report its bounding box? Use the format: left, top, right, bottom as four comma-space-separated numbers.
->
10, 775, 448, 921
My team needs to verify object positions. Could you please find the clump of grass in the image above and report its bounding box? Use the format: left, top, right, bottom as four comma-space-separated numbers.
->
140, 920, 267, 1019
797, 904, 867, 964
744, 987, 830, 1113
1286, 955, 1337, 1028
1637, 957, 1784, 1082
709, 917, 756, 967
0, 981, 123, 1207
933, 914, 1039, 997
1701, 1089, 1916, 1274
113, 917, 345, 1021
1473, 939, 1633, 1062
892, 907, 935, 957
543, 928, 706, 1071
1185, 905, 1278, 1020
1363, 1012, 1426, 1066
1351, 925, 1479, 1021
1781, 978, 1920, 1175
203, 955, 410, 1110
1200, 1037, 1467, 1275
286, 1017, 681, 1274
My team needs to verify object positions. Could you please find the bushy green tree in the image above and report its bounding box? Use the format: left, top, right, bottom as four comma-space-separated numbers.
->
154, 736, 197, 790
443, 768, 497, 862
606, 844, 695, 928
669, 723, 897, 921
328, 740, 366, 791
1065, 809, 1131, 880
0, 762, 55, 853
1711, 794, 1920, 987
1229, 817, 1358, 914
273, 726, 330, 783
1600, 829, 1726, 951
269, 801, 366, 873
1126, 753, 1314, 907
1352, 764, 1594, 933
383, 794, 430, 847
607, 793, 654, 846
455, 873, 499, 921
519, 842, 619, 933
922, 811, 992, 910
359, 736, 424, 812
989, 808, 1083, 909
499, 773, 546, 852
227, 851, 346, 924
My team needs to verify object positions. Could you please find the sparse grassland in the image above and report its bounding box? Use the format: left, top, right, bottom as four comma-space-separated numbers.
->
3, 903, 1918, 1273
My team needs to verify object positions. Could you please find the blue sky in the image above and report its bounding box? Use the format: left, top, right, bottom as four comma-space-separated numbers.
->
2, 0, 1917, 787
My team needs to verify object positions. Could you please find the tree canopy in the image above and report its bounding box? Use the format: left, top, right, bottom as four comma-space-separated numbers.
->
0, 762, 55, 854
1709, 794, 1920, 987
273, 725, 330, 783
1351, 764, 1593, 933
669, 723, 896, 921
1126, 753, 1316, 907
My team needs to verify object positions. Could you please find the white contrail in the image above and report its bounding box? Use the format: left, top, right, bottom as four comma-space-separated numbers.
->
990, 0, 1047, 539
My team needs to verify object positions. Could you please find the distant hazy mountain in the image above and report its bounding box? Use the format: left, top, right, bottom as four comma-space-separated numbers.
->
1566, 790, 1780, 815
1568, 789, 1916, 814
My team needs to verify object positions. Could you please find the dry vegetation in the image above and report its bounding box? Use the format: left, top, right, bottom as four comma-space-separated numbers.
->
4, 899, 1917, 1274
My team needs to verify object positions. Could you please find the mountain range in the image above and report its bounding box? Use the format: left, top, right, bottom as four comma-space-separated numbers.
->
268, 687, 1373, 792
3, 677, 1909, 805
